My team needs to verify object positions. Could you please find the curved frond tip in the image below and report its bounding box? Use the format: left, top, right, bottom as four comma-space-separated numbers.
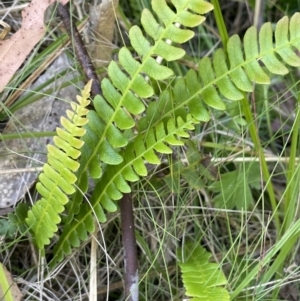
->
25, 80, 92, 249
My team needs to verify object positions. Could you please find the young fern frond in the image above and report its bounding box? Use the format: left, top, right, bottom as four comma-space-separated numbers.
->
179, 244, 230, 301
66, 0, 213, 221
53, 113, 196, 263
25, 81, 92, 249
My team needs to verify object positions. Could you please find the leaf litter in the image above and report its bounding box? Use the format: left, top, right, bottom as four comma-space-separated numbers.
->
0, 0, 69, 92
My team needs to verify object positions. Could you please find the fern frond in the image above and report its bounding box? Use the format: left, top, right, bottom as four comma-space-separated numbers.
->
179, 243, 230, 301
67, 0, 213, 221
203, 13, 300, 105
52, 114, 196, 263
139, 13, 300, 129
25, 81, 92, 249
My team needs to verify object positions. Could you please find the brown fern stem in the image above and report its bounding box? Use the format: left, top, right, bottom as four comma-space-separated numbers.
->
120, 194, 139, 301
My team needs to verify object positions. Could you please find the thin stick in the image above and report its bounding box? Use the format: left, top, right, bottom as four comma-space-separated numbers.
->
57, 3, 101, 96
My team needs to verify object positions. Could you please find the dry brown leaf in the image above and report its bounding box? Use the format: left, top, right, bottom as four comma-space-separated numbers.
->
0, 0, 69, 92
0, 262, 22, 301
89, 0, 119, 69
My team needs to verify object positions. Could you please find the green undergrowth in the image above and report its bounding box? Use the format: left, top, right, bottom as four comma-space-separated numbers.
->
1, 1, 300, 300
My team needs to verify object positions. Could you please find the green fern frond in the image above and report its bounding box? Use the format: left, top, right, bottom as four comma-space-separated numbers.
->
66, 0, 213, 221
52, 114, 196, 264
198, 13, 300, 106
139, 13, 300, 129
25, 81, 92, 250
179, 243, 230, 301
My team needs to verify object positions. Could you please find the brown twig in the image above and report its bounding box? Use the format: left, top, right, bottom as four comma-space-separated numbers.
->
57, 2, 101, 96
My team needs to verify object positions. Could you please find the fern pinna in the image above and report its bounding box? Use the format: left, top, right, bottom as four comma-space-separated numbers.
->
25, 81, 92, 249
139, 13, 300, 129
